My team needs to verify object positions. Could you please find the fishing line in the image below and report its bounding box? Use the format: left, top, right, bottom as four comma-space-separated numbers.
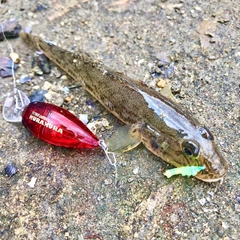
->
1, 23, 30, 123
99, 139, 118, 181
0, 23, 16, 88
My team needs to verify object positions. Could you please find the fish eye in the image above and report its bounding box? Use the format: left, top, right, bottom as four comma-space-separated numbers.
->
182, 141, 199, 157
199, 127, 214, 140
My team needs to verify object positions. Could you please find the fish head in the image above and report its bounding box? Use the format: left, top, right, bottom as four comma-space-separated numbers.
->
190, 127, 228, 182
177, 126, 228, 182
141, 124, 228, 182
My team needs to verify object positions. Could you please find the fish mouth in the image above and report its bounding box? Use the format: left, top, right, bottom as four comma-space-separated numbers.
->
195, 174, 223, 182
195, 166, 227, 182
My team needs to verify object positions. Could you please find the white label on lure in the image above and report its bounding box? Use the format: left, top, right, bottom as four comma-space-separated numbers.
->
29, 112, 63, 134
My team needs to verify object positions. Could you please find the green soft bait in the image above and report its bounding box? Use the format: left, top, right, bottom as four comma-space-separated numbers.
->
164, 166, 205, 178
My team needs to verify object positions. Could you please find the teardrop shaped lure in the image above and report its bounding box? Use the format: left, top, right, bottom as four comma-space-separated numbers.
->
22, 102, 99, 149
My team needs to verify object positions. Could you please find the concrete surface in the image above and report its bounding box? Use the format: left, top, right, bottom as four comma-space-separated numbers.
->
0, 0, 239, 239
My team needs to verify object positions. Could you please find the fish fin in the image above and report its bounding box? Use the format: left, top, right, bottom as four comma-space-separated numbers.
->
107, 124, 142, 152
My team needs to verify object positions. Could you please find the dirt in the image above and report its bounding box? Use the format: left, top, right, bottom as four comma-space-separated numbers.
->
0, 0, 239, 239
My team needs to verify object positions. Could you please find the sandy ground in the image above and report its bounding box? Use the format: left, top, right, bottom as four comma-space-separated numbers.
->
0, 0, 239, 239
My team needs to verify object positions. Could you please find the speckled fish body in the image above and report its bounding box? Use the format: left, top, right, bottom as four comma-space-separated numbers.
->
20, 33, 228, 182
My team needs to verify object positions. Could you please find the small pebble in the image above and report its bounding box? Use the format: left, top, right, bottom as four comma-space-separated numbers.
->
156, 78, 166, 88
128, 177, 135, 183
86, 100, 95, 108
137, 59, 144, 66
27, 177, 37, 188
207, 191, 214, 198
104, 178, 113, 185
121, 161, 127, 166
54, 96, 64, 106
61, 86, 69, 94
159, 83, 174, 100
198, 197, 207, 206
164, 65, 174, 78
4, 164, 18, 177
32, 66, 43, 75
0, 19, 22, 41
9, 52, 20, 63
237, 196, 240, 204
24, 26, 32, 33
87, 118, 111, 134
222, 222, 229, 230
52, 67, 62, 78
79, 114, 88, 125
93, 115, 101, 121
101, 118, 110, 128
87, 122, 97, 134
27, 11, 34, 18
42, 81, 52, 90
19, 74, 32, 84
148, 62, 155, 71
36, 52, 50, 74
34, 5, 47, 12
235, 204, 240, 212
133, 167, 139, 175
60, 75, 68, 80
50, 84, 61, 92
44, 91, 53, 101
0, 56, 18, 77
136, 35, 142, 40
29, 89, 47, 102
65, 96, 72, 102
171, 81, 182, 93
157, 59, 169, 67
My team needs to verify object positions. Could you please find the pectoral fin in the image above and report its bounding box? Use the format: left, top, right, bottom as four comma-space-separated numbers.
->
107, 124, 143, 152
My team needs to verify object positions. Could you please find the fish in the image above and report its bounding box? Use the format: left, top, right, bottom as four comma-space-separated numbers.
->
19, 32, 228, 182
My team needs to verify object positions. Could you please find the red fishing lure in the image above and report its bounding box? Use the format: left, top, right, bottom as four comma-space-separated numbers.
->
21, 102, 117, 175
1, 27, 116, 178
22, 102, 99, 149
